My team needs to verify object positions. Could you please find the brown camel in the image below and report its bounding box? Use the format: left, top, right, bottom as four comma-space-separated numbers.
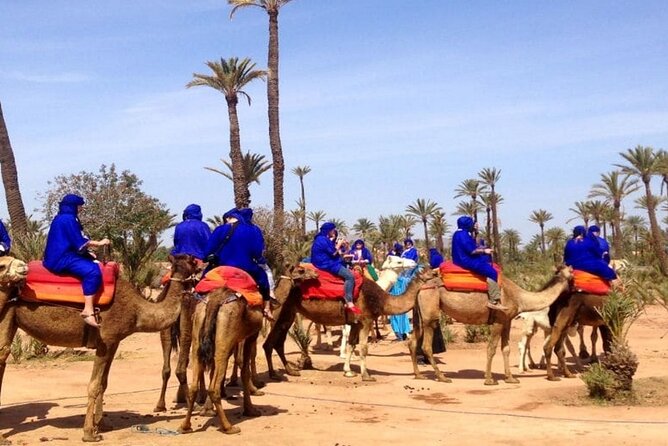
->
542, 290, 611, 381
179, 264, 318, 435
409, 266, 573, 385
263, 268, 436, 382
0, 254, 198, 443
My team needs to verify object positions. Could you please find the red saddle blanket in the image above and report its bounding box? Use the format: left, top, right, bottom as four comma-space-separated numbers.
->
194, 266, 263, 307
299, 263, 364, 300
573, 270, 611, 295
20, 261, 120, 305
438, 261, 502, 292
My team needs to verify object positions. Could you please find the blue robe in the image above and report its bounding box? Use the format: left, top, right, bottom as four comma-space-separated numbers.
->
310, 223, 344, 275
0, 220, 10, 253
452, 230, 497, 281
349, 239, 373, 264
171, 204, 211, 260
43, 195, 101, 295
389, 268, 417, 339
564, 237, 617, 281
401, 246, 419, 262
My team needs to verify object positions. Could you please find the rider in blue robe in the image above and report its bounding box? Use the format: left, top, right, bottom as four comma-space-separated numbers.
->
171, 204, 211, 260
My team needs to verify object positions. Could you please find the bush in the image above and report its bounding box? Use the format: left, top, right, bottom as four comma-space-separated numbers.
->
439, 313, 456, 345
10, 333, 23, 363
581, 363, 618, 400
463, 324, 490, 343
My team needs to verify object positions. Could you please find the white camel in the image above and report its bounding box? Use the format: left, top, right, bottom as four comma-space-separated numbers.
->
517, 307, 581, 373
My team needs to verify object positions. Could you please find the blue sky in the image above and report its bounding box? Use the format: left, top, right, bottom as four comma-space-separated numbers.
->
1, 1, 667, 245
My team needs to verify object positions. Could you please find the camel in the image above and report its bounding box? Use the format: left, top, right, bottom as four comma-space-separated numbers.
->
263, 267, 435, 382
179, 264, 318, 435
516, 307, 581, 373
409, 266, 573, 385
542, 290, 612, 381
0, 254, 199, 443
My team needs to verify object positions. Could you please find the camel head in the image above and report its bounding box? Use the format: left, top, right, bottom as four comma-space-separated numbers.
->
168, 254, 199, 281
555, 264, 574, 282
381, 255, 417, 271
285, 264, 319, 282
416, 266, 438, 281
0, 255, 28, 284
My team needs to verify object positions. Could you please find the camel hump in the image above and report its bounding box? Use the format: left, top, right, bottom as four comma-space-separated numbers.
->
20, 260, 120, 305
195, 266, 263, 306
299, 265, 364, 300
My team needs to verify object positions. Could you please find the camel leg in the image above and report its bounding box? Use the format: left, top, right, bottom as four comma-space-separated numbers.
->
249, 339, 265, 390
589, 327, 599, 362
577, 325, 590, 359
600, 325, 612, 354
342, 324, 358, 378
175, 308, 194, 404
339, 324, 350, 359
227, 343, 242, 387
94, 343, 119, 433
501, 323, 519, 384
262, 299, 299, 380
241, 334, 262, 416
358, 319, 375, 382
209, 342, 240, 434
517, 330, 531, 373
0, 313, 18, 407
544, 298, 580, 381
408, 310, 425, 380
82, 345, 115, 442
154, 327, 173, 412
421, 319, 451, 383
484, 323, 503, 385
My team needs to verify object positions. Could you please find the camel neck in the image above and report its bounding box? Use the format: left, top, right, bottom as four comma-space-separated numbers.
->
515, 277, 569, 313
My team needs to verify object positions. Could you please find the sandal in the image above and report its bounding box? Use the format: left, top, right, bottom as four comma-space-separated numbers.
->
81, 313, 101, 328
345, 304, 362, 315
263, 308, 276, 322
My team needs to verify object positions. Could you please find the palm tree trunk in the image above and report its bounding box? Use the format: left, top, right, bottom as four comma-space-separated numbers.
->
540, 225, 546, 254
611, 202, 624, 258
267, 9, 284, 232
643, 181, 668, 276
0, 102, 28, 235
299, 177, 306, 238
225, 96, 250, 208
422, 219, 429, 250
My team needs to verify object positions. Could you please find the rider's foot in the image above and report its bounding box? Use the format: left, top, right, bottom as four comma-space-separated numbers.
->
81, 313, 101, 328
345, 303, 362, 315
486, 301, 508, 311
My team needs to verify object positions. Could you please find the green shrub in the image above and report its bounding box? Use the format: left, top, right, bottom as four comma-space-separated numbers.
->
10, 333, 23, 363
581, 363, 618, 400
439, 313, 456, 345
463, 324, 490, 343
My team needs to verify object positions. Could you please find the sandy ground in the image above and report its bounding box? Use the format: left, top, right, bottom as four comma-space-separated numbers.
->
1, 305, 667, 446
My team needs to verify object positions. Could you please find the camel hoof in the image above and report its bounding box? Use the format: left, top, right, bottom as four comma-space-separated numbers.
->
153, 405, 166, 413
415, 373, 427, 380
199, 408, 216, 417
505, 377, 520, 384
227, 379, 239, 388
547, 376, 561, 382
343, 371, 357, 378
269, 373, 286, 382
251, 389, 265, 397
579, 351, 590, 360
436, 375, 452, 383
564, 373, 576, 379
243, 407, 262, 417
253, 380, 266, 389
178, 426, 193, 434
82, 433, 103, 442
484, 379, 498, 386
362, 375, 376, 382
223, 426, 241, 435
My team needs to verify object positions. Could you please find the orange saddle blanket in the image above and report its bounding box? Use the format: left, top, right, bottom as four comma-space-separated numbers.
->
438, 261, 502, 292
573, 270, 611, 295
194, 266, 263, 307
299, 264, 364, 300
20, 261, 120, 305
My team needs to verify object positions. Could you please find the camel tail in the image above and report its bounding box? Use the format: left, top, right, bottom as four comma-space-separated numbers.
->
198, 294, 225, 370
170, 318, 180, 355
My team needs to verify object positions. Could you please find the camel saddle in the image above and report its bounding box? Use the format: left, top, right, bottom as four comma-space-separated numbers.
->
299, 263, 364, 301
20, 261, 120, 305
438, 261, 502, 292
194, 266, 263, 307
572, 270, 611, 295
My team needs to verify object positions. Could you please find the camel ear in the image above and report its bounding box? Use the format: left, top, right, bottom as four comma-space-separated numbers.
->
168, 254, 175, 263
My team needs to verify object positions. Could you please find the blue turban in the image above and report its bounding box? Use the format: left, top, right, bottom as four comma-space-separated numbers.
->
573, 225, 586, 237
457, 216, 474, 231
588, 225, 601, 235
182, 204, 203, 221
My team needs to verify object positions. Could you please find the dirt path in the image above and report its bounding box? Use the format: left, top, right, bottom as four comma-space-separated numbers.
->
1, 305, 666, 446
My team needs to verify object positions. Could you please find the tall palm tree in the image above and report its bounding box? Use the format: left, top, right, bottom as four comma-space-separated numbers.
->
501, 228, 521, 261
406, 198, 441, 250
229, 0, 293, 231
478, 167, 503, 264
307, 210, 326, 232
528, 209, 553, 254
589, 171, 639, 258
453, 179, 484, 223
352, 218, 376, 240
0, 102, 28, 235
545, 227, 567, 264
616, 145, 668, 276
329, 218, 348, 236
429, 210, 448, 254
397, 215, 418, 241
454, 200, 483, 219
291, 165, 311, 237
187, 57, 266, 208
205, 151, 272, 199
623, 215, 646, 258
378, 215, 402, 249
568, 200, 592, 227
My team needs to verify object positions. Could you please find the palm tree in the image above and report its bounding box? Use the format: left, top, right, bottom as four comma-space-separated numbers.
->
616, 145, 668, 276
454, 200, 483, 219
589, 171, 639, 258
406, 198, 442, 250
429, 210, 448, 254
329, 218, 348, 236
205, 151, 272, 202
352, 218, 376, 240
454, 179, 484, 223
187, 57, 266, 208
528, 209, 553, 254
478, 167, 503, 264
0, 102, 28, 235
545, 227, 567, 264
501, 228, 521, 261
397, 215, 418, 241
291, 165, 311, 237
623, 215, 646, 258
229, 0, 294, 231
568, 200, 592, 227
307, 210, 326, 232
378, 215, 402, 249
